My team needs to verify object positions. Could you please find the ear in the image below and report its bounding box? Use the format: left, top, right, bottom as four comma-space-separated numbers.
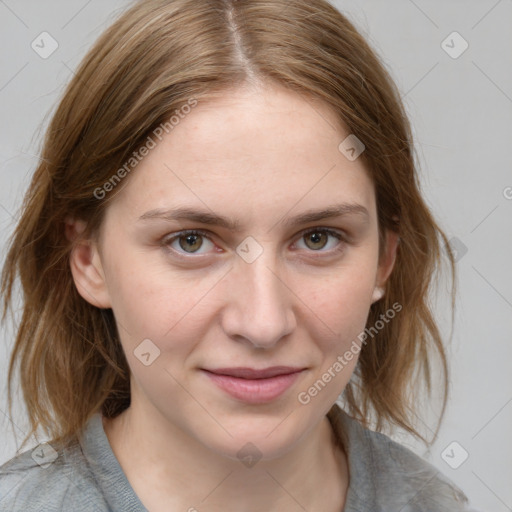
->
372, 229, 400, 302
65, 217, 112, 309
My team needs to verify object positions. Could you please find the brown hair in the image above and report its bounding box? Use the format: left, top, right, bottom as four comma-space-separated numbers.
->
1, 0, 456, 452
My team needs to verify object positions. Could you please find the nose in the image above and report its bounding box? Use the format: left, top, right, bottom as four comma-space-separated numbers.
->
220, 249, 296, 349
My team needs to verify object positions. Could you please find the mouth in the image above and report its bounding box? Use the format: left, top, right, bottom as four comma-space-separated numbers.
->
200, 366, 306, 404
203, 366, 305, 379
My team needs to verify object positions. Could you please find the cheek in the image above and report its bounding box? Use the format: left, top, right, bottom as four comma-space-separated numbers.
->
301, 271, 374, 347
107, 259, 213, 404
103, 251, 219, 353
297, 280, 371, 405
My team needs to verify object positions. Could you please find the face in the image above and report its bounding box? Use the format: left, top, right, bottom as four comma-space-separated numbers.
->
69, 83, 398, 461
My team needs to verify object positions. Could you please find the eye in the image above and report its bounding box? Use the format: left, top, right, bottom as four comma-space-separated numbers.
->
161, 227, 347, 258
294, 228, 346, 253
162, 229, 215, 255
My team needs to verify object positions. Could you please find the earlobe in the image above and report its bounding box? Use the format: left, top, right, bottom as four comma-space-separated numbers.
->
371, 286, 385, 303
66, 218, 111, 309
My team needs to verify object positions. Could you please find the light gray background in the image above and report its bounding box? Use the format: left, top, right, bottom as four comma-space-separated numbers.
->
0, 1, 511, 511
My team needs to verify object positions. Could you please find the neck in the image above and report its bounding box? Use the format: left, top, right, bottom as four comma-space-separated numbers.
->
103, 401, 349, 512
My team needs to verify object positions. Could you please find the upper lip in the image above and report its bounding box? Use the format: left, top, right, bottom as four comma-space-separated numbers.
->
202, 366, 305, 379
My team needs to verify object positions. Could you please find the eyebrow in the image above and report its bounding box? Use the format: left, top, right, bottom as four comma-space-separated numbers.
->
138, 203, 369, 231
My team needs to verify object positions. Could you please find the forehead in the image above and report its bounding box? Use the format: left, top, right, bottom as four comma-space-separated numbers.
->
107, 85, 376, 225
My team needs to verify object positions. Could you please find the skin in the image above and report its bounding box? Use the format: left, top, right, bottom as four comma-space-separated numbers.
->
67, 82, 399, 512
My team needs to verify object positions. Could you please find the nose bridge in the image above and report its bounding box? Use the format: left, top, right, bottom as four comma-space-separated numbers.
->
222, 246, 295, 347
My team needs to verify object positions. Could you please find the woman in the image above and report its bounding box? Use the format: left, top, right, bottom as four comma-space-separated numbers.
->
0, 0, 478, 510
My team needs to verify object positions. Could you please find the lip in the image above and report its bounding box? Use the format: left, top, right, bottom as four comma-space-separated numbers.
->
201, 366, 306, 404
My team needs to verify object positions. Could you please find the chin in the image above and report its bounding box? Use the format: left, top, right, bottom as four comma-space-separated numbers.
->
194, 412, 309, 464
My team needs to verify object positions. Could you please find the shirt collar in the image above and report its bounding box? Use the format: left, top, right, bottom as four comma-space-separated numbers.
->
79, 413, 147, 511
327, 402, 377, 511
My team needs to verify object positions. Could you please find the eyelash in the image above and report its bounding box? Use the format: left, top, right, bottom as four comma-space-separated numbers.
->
161, 227, 348, 259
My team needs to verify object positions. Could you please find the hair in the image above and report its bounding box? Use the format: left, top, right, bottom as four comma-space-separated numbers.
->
1, 0, 456, 453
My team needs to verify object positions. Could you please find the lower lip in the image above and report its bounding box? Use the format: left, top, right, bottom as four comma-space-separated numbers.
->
202, 370, 304, 404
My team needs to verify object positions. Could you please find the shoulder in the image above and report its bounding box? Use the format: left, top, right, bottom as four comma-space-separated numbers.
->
0, 439, 109, 511
366, 428, 469, 511
330, 405, 472, 511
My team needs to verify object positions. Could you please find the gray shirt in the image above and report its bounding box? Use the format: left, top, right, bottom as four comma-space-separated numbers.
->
0, 403, 475, 511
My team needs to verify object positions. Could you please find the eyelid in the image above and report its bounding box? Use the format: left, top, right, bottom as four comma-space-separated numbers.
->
161, 226, 348, 257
